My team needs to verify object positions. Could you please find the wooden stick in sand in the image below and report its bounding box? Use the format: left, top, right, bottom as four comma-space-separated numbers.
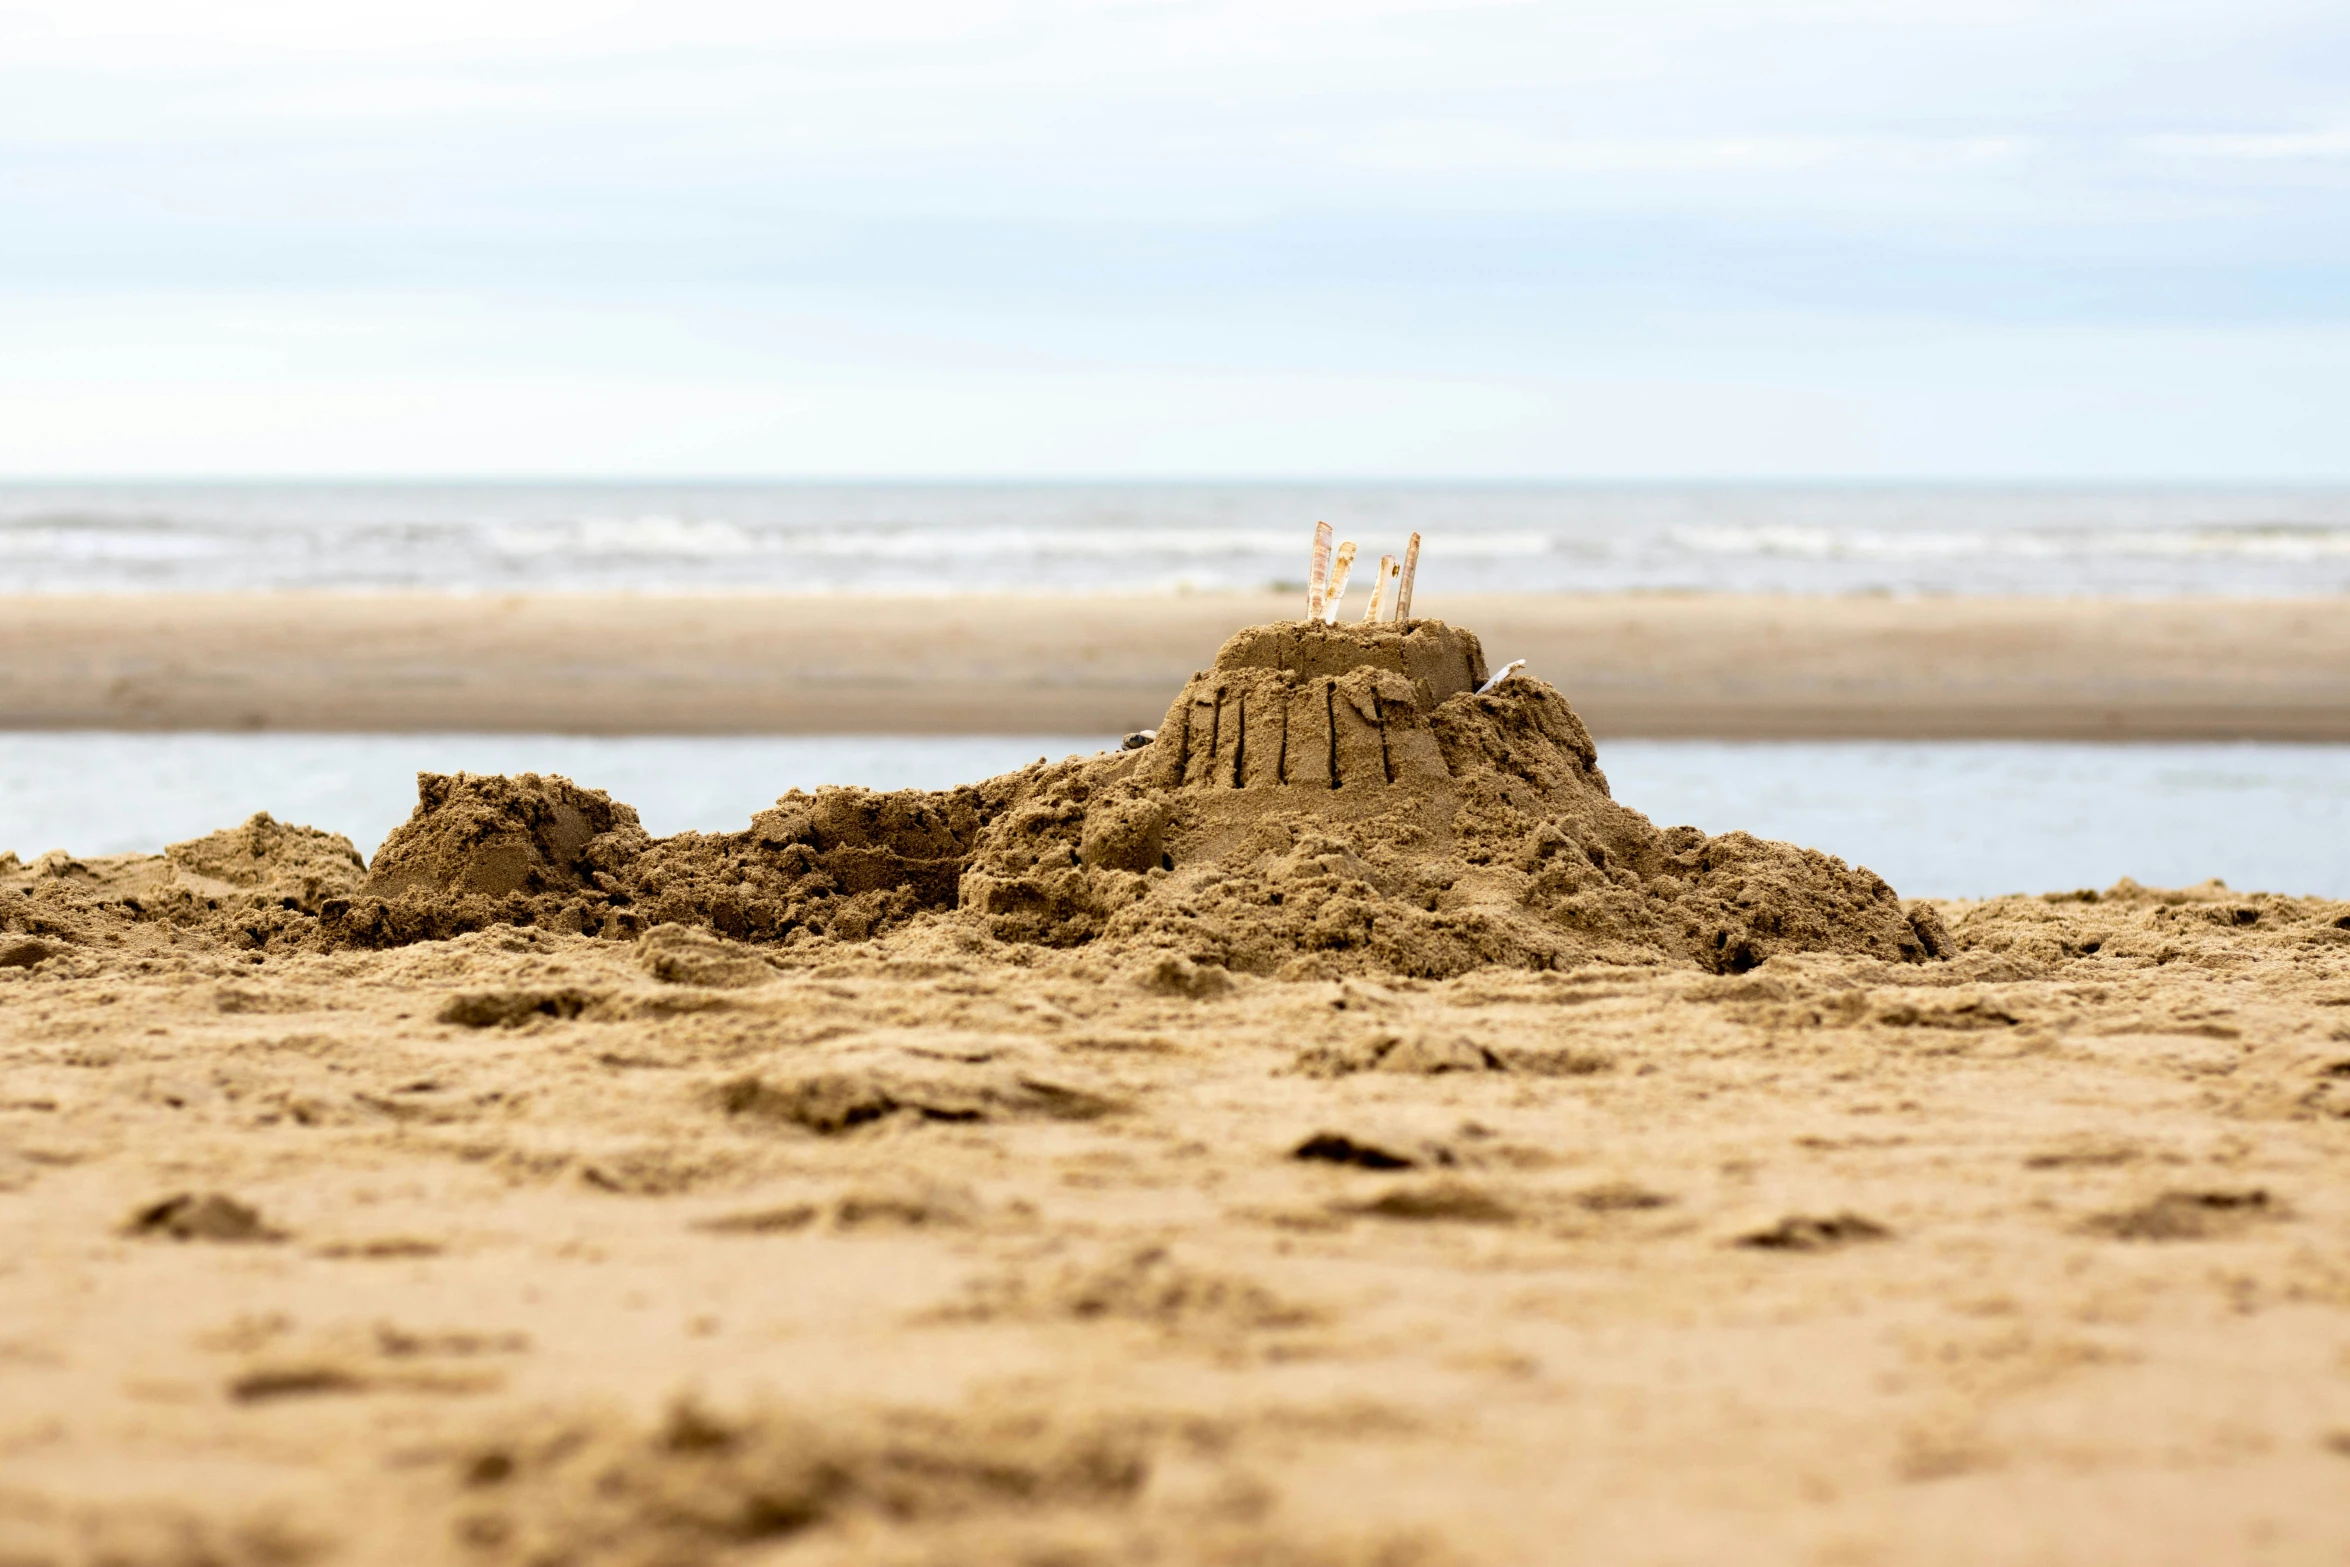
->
1396, 531, 1420, 622
1364, 555, 1398, 623
1306, 521, 1333, 622
1321, 541, 1357, 624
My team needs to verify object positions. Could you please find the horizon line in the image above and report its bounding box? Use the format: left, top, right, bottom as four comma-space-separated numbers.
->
7, 475, 2350, 489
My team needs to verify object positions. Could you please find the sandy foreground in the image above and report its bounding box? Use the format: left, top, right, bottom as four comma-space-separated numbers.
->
5, 615, 2350, 1566
4, 591, 2348, 738
5, 884, 2350, 1565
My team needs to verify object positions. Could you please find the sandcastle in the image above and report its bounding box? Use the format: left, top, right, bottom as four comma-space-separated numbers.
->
941, 522, 1946, 975
1128, 521, 1494, 811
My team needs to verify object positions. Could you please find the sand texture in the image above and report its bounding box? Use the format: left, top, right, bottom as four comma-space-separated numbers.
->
4, 590, 2348, 738
5, 620, 2350, 1565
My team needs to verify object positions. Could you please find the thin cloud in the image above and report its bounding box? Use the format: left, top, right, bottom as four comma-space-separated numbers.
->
0, 0, 2345, 475
2141, 126, 2350, 161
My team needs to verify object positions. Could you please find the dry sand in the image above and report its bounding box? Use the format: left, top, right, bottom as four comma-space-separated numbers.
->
5, 617, 2350, 1566
4, 591, 2347, 738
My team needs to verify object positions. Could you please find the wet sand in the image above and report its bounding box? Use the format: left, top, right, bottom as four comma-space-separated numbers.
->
4, 591, 2347, 739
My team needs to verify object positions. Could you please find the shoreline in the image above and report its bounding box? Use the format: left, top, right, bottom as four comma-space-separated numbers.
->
3, 590, 2347, 740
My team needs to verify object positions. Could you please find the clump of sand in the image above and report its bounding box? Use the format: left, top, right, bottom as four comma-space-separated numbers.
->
0, 811, 364, 961
325, 772, 989, 949
4, 619, 1944, 978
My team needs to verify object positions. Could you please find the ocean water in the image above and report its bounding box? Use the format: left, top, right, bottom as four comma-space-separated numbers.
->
5, 734, 2347, 901
5, 482, 2350, 597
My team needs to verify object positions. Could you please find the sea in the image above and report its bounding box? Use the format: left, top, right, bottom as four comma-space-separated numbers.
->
5, 481, 2350, 598
4, 481, 2348, 898
6, 733, 2349, 901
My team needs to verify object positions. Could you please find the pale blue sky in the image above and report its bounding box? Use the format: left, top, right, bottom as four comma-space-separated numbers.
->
2, 0, 2345, 478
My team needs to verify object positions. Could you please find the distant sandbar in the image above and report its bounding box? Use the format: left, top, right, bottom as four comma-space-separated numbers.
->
2, 591, 2345, 740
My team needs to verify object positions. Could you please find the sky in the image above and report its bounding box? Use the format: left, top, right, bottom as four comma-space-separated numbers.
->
1, 0, 2345, 479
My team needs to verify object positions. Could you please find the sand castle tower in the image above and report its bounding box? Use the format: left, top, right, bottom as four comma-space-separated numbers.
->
1134, 619, 1488, 796
1054, 612, 1525, 889
1102, 524, 1513, 864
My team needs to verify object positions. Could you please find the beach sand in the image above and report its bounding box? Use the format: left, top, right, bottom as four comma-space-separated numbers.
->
4, 591, 2347, 739
4, 614, 2349, 1566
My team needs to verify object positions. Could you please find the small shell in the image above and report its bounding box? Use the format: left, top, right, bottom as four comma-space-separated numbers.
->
1475, 659, 1527, 696
1321, 541, 1358, 624
1396, 532, 1420, 622
1307, 521, 1333, 622
1363, 555, 1397, 623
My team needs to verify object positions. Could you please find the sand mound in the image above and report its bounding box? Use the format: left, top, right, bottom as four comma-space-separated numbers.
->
0, 812, 367, 963
326, 775, 986, 948
313, 772, 646, 945
294, 618, 1943, 976
165, 811, 366, 912
958, 619, 1942, 975
358, 770, 646, 903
